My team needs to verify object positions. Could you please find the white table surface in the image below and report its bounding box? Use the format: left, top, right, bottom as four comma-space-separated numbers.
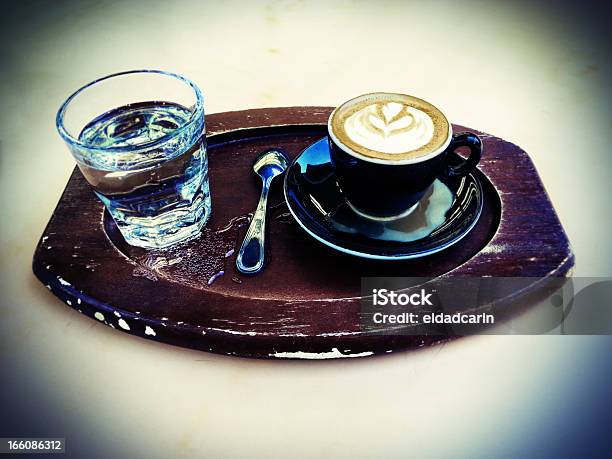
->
1, 1, 611, 458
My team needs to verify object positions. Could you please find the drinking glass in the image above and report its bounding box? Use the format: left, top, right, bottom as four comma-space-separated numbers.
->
56, 70, 210, 249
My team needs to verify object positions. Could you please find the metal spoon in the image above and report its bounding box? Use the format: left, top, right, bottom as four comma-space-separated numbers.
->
236, 148, 290, 274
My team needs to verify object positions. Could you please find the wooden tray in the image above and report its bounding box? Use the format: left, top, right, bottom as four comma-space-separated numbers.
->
32, 107, 573, 359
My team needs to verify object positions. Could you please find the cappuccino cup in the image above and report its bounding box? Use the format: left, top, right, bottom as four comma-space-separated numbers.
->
328, 92, 482, 219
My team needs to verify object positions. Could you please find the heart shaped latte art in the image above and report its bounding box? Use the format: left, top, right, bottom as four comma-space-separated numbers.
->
343, 101, 435, 154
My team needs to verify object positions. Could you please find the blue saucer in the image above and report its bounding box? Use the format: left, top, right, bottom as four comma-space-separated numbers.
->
283, 138, 483, 260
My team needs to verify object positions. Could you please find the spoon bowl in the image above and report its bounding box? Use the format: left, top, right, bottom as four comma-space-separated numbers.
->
253, 149, 290, 181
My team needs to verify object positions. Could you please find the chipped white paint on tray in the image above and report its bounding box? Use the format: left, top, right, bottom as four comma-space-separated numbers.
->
270, 348, 374, 359
56, 276, 71, 286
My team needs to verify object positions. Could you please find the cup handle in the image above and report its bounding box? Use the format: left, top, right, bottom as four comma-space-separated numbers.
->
444, 132, 482, 178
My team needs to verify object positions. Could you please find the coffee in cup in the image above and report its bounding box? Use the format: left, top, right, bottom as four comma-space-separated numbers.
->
328, 92, 482, 219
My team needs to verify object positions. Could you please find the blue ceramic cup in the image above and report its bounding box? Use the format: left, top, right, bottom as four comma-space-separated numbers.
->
328, 92, 482, 220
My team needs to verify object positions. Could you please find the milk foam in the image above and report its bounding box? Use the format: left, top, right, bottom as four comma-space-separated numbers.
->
343, 101, 435, 154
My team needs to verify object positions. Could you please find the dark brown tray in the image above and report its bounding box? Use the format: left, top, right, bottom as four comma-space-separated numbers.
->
32, 107, 573, 359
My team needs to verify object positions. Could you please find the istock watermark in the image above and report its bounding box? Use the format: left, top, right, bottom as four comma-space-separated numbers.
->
372, 288, 434, 306
360, 277, 612, 336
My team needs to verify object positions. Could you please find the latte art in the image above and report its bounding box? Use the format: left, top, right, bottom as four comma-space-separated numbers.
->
329, 93, 451, 162
343, 102, 434, 154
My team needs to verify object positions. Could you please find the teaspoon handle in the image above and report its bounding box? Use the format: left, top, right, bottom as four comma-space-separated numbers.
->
236, 178, 271, 274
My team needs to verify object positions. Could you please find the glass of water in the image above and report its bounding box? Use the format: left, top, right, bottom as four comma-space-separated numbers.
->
56, 70, 211, 249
